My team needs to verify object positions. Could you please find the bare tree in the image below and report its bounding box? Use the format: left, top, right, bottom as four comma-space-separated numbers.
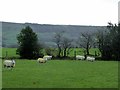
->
61, 37, 73, 57
53, 31, 64, 58
77, 32, 95, 55
53, 31, 73, 58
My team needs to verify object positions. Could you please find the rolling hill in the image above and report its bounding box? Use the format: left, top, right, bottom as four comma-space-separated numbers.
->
1, 22, 106, 47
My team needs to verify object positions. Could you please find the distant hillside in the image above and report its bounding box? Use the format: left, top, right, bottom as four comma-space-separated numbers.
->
1, 22, 106, 47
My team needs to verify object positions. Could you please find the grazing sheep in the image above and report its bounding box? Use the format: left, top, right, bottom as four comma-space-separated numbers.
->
76, 55, 85, 60
86, 56, 95, 62
3, 60, 15, 69
37, 58, 46, 63
43, 55, 52, 60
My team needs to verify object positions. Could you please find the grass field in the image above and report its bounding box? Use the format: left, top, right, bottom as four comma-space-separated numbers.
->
2, 48, 100, 58
2, 48, 19, 58
2, 60, 118, 88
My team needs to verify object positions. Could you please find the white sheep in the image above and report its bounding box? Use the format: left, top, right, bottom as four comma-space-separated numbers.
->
86, 56, 95, 62
43, 55, 52, 60
37, 58, 46, 63
76, 55, 85, 60
3, 60, 15, 68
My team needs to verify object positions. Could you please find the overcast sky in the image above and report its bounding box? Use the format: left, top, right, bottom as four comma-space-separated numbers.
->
0, 0, 119, 26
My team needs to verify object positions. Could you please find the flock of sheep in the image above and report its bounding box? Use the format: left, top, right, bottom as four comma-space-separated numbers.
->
3, 55, 95, 69
37, 55, 52, 63
3, 55, 53, 69
76, 55, 95, 62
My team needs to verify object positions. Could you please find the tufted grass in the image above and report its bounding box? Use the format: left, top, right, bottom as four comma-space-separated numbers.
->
2, 60, 118, 88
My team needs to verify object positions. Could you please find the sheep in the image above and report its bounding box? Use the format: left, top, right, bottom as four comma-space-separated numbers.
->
37, 58, 46, 63
43, 55, 52, 60
86, 56, 95, 62
3, 60, 15, 69
76, 55, 85, 60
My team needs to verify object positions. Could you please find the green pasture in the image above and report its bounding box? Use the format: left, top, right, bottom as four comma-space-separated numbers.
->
2, 48, 118, 88
2, 48, 100, 58
2, 48, 19, 58
67, 48, 100, 57
2, 60, 118, 88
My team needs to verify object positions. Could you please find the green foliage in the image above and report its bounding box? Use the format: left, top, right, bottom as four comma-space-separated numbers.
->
96, 23, 120, 60
16, 26, 41, 59
111, 23, 120, 60
106, 23, 120, 60
2, 60, 118, 88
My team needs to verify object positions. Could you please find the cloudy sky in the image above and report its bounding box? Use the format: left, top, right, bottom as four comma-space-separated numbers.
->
0, 0, 119, 26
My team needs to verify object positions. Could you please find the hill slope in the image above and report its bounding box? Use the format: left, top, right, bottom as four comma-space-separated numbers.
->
1, 22, 106, 47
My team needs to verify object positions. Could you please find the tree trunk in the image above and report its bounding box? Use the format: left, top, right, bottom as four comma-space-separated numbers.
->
63, 48, 67, 57
58, 47, 61, 58
86, 48, 89, 55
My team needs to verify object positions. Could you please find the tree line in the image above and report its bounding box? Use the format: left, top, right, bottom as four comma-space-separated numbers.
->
16, 22, 120, 61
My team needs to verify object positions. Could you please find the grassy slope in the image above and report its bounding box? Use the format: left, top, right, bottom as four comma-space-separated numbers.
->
2, 60, 118, 88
